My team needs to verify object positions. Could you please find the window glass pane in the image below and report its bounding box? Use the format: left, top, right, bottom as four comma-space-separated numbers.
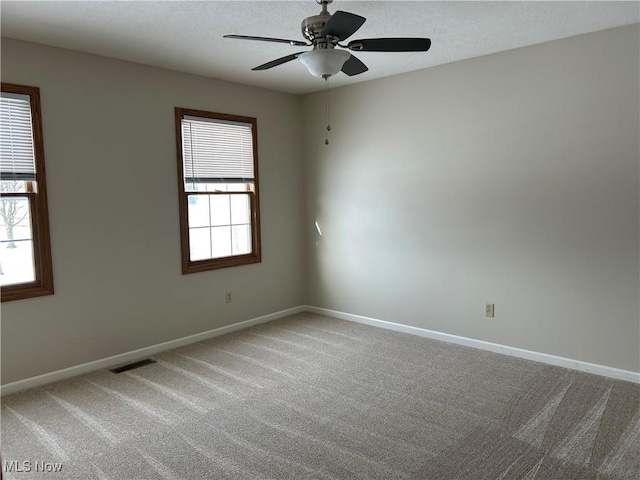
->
211, 226, 232, 258
189, 227, 211, 261
1, 180, 31, 194
210, 194, 230, 227
230, 194, 250, 225
231, 225, 251, 255
187, 194, 210, 228
185, 183, 208, 192
0, 197, 35, 285
227, 183, 249, 192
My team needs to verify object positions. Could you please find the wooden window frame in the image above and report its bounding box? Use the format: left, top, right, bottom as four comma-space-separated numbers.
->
1, 83, 54, 301
175, 107, 261, 274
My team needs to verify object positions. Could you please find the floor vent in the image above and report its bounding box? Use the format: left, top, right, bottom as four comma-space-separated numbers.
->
109, 359, 156, 374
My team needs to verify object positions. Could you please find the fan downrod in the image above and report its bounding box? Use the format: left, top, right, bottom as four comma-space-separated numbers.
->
315, 0, 333, 12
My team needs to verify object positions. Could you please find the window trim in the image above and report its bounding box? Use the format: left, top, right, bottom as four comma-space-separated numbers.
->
1, 83, 54, 301
175, 107, 261, 274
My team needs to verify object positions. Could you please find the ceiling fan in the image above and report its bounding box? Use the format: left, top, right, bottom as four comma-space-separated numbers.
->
224, 0, 432, 79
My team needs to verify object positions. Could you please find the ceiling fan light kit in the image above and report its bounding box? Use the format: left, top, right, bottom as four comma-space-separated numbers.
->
225, 0, 431, 142
298, 49, 351, 78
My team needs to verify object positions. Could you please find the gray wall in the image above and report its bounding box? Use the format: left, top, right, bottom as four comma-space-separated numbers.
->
303, 25, 640, 372
1, 39, 305, 384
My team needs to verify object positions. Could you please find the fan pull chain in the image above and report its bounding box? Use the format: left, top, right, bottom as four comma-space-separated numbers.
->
324, 76, 331, 145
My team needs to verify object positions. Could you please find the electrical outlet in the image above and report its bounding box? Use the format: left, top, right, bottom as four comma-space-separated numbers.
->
225, 291, 233, 304
485, 303, 495, 317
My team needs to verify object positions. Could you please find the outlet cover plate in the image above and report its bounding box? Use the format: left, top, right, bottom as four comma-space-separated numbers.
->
485, 303, 495, 317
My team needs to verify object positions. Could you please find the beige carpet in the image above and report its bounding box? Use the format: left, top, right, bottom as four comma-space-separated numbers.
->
1, 312, 639, 479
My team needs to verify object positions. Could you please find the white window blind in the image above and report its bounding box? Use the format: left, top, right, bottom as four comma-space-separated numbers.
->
0, 93, 36, 181
182, 115, 254, 184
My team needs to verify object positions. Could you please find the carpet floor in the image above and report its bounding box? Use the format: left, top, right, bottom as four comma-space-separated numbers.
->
1, 312, 639, 479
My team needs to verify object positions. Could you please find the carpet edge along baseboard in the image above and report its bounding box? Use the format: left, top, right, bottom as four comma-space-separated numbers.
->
2, 304, 638, 396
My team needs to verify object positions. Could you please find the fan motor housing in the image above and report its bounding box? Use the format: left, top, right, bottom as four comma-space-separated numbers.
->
301, 14, 330, 42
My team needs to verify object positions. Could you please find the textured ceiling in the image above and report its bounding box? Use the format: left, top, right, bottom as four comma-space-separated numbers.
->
1, 1, 638, 95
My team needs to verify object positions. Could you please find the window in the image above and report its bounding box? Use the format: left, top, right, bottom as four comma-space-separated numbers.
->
175, 108, 261, 273
1, 83, 54, 301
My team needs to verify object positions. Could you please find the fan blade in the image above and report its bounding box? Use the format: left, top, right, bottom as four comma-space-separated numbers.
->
252, 52, 306, 71
224, 35, 308, 47
341, 54, 368, 76
321, 11, 366, 41
347, 38, 431, 52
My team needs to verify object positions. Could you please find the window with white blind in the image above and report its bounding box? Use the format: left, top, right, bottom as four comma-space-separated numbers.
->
175, 108, 261, 273
1, 83, 54, 301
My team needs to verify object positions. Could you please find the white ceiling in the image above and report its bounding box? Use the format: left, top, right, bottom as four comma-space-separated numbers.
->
1, 1, 638, 95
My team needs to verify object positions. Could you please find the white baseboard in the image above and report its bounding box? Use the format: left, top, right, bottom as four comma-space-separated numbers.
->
4, 304, 638, 396
0, 305, 306, 397
306, 306, 640, 384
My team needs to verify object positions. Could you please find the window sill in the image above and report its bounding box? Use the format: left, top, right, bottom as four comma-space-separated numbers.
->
182, 252, 261, 274
1, 282, 54, 302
